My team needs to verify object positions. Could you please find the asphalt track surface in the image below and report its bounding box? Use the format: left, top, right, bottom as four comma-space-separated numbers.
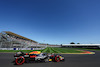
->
0, 51, 100, 67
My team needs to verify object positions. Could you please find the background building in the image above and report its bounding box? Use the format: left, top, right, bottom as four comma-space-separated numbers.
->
62, 44, 100, 49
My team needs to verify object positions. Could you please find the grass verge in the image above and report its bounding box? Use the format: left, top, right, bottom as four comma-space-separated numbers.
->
41, 47, 84, 53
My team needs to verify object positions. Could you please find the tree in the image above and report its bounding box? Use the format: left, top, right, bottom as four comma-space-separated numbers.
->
77, 43, 80, 44
70, 42, 75, 44
61, 44, 62, 47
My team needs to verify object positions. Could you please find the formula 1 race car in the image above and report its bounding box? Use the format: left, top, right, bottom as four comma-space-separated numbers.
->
13, 51, 65, 65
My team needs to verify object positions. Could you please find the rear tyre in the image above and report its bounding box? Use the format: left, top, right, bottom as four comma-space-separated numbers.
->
53, 55, 60, 62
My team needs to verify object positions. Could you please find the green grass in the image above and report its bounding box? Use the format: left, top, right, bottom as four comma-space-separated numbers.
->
41, 47, 84, 53
0, 47, 85, 53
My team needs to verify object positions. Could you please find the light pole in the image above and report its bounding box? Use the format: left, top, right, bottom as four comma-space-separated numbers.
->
36, 43, 38, 49
43, 40, 47, 48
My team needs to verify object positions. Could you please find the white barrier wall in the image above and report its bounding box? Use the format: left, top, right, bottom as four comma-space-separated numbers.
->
0, 48, 14, 50
0, 48, 45, 50
48, 46, 61, 47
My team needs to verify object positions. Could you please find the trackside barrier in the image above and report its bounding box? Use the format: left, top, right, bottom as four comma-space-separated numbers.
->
0, 48, 45, 50
0, 48, 13, 50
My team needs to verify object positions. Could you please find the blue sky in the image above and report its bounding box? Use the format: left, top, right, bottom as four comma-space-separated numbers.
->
0, 0, 100, 44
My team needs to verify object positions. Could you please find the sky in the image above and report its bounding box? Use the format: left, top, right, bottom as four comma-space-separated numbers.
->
0, 0, 100, 44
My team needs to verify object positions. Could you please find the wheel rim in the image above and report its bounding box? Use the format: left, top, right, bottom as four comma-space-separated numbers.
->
17, 58, 23, 63
55, 56, 60, 62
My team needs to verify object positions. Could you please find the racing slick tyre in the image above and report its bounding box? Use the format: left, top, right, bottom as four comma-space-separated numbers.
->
15, 56, 25, 65
53, 55, 60, 62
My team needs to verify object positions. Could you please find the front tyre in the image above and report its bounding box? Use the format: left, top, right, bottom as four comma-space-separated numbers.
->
15, 56, 25, 65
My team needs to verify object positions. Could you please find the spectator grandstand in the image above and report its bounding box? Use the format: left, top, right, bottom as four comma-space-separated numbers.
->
0, 31, 43, 48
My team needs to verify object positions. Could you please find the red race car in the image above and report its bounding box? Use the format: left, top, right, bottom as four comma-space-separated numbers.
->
13, 51, 65, 65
